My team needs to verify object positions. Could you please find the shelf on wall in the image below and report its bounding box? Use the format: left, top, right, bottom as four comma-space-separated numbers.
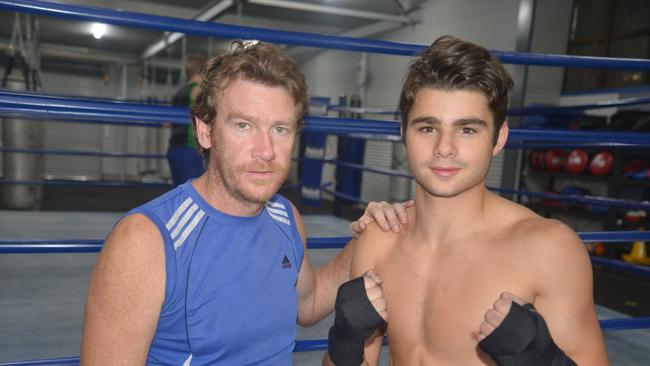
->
527, 202, 614, 222
524, 169, 611, 182
528, 202, 650, 228
620, 179, 650, 189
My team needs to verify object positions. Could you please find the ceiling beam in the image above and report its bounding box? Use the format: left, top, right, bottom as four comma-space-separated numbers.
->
140, 0, 234, 60
62, 0, 197, 18
394, 0, 414, 13
0, 40, 135, 64
286, 9, 422, 61
248, 0, 413, 24
0, 40, 182, 69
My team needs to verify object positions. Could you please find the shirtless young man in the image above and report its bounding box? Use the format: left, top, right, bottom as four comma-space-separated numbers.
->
323, 36, 609, 366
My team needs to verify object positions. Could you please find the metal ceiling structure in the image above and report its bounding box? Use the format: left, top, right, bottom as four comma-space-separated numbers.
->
0, 0, 423, 76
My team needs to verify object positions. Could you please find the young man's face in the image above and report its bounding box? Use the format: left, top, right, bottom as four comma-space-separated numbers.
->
403, 88, 507, 198
198, 78, 299, 204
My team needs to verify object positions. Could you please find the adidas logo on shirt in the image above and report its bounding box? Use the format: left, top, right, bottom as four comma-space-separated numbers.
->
281, 255, 292, 269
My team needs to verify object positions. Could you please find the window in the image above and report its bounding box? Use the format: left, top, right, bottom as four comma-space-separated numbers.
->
563, 0, 650, 92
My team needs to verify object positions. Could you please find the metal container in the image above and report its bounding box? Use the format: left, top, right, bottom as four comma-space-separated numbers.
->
1, 79, 44, 209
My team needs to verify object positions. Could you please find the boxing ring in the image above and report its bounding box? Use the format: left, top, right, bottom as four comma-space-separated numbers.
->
1, 0, 650, 364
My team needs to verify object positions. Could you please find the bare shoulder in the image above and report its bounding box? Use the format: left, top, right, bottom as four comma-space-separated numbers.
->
515, 215, 585, 258
110, 213, 161, 241
356, 220, 403, 254
94, 213, 166, 292
498, 210, 591, 299
494, 195, 585, 258
352, 219, 404, 277
103, 213, 164, 259
82, 214, 165, 363
505, 212, 590, 286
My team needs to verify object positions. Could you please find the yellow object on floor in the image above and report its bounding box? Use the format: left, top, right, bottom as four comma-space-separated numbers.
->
623, 240, 650, 265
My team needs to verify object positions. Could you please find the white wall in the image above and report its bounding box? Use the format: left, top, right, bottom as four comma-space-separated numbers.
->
524, 0, 573, 106
300, 0, 524, 203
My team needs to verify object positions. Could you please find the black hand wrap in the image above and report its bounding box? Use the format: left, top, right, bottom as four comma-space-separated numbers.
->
478, 303, 577, 366
328, 277, 385, 366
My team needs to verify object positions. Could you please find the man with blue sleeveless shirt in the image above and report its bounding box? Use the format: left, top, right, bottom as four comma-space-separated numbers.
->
80, 41, 411, 365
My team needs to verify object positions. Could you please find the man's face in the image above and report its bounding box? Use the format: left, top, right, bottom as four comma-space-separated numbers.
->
403, 88, 507, 198
199, 78, 299, 205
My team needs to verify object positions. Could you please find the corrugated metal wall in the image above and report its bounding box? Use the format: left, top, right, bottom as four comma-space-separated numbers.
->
3, 65, 176, 183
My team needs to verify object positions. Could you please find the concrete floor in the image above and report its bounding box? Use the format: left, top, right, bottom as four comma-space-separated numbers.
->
1, 211, 649, 365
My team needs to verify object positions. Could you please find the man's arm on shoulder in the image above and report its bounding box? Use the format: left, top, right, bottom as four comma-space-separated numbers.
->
294, 201, 408, 326
81, 214, 165, 365
353, 225, 390, 366
292, 203, 354, 326
322, 224, 390, 366
533, 220, 608, 365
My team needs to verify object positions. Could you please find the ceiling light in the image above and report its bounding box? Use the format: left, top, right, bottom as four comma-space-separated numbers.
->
91, 23, 107, 39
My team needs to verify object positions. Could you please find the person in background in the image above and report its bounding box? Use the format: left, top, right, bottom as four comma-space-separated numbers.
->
167, 53, 206, 186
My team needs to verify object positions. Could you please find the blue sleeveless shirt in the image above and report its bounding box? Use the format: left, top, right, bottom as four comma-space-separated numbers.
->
127, 181, 304, 365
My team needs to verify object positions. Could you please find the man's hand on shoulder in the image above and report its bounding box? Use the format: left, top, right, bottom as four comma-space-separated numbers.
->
349, 200, 414, 237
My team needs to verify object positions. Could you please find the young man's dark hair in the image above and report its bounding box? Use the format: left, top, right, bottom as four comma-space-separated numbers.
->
399, 35, 513, 144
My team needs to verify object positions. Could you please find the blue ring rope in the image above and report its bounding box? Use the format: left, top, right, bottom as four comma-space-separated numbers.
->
0, 313, 648, 366
0, 147, 166, 159
337, 96, 650, 117
591, 256, 650, 279
2, 231, 649, 253
1, 0, 650, 70
2, 106, 649, 144
307, 162, 650, 211
0, 90, 170, 106
0, 180, 307, 189
493, 188, 650, 211
506, 142, 649, 149
599, 316, 650, 332
0, 111, 168, 127
0, 357, 81, 366
4, 91, 650, 123
303, 133, 650, 148
0, 179, 172, 189
0, 103, 184, 126
320, 187, 369, 205
0, 91, 186, 118
508, 96, 650, 116
3, 179, 647, 210
320, 159, 413, 179
3, 92, 650, 145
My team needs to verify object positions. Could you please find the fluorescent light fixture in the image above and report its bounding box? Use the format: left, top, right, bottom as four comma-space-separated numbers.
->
91, 23, 107, 39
